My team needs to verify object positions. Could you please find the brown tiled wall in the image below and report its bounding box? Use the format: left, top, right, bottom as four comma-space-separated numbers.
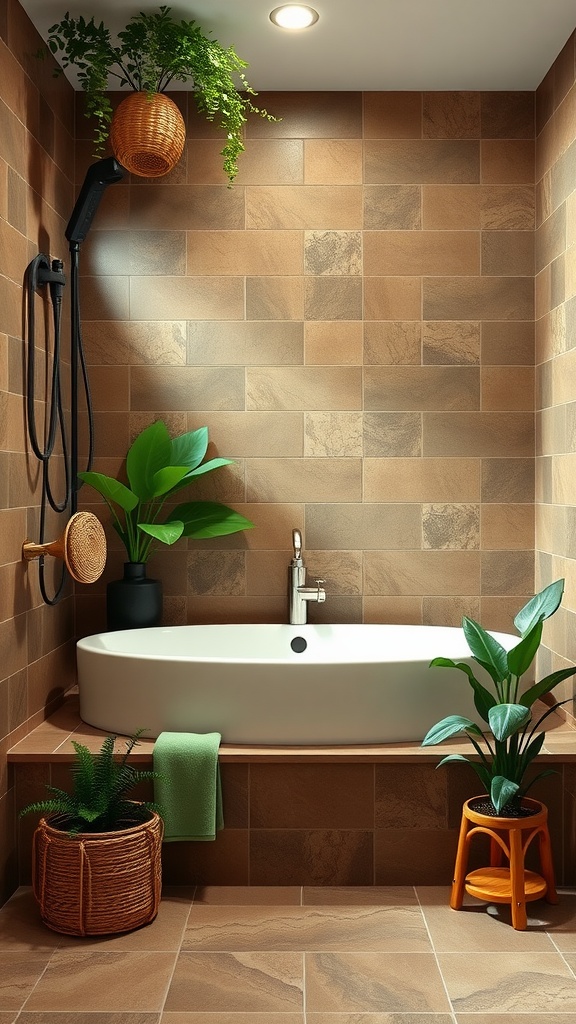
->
75, 88, 537, 635
535, 32, 576, 725
0, 0, 77, 903
13, 758, 572, 886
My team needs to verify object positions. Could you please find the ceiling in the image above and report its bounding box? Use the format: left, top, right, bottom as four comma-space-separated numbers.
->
20, 0, 576, 91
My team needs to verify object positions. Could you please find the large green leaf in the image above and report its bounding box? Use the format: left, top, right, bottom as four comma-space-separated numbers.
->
126, 420, 171, 500
491, 776, 520, 815
166, 458, 236, 494
170, 427, 208, 471
436, 753, 472, 766
462, 617, 508, 681
150, 466, 190, 497
138, 522, 184, 545
183, 458, 235, 478
469, 655, 501, 685
430, 656, 459, 669
422, 715, 484, 746
520, 666, 576, 707
167, 501, 254, 538
488, 703, 530, 742
507, 620, 543, 678
429, 657, 496, 723
437, 755, 492, 791
78, 471, 138, 511
513, 579, 564, 636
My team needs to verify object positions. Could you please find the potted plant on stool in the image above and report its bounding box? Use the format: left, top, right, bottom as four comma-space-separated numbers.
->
20, 733, 163, 936
422, 579, 576, 928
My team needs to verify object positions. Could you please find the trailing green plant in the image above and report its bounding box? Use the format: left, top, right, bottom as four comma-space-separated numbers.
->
78, 419, 253, 564
422, 580, 576, 814
20, 732, 161, 834
43, 5, 277, 181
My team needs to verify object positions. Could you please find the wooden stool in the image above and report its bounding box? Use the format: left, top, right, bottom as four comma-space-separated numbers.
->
450, 796, 558, 930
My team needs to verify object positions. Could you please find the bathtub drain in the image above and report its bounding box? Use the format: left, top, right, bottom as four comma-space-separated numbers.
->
290, 636, 307, 653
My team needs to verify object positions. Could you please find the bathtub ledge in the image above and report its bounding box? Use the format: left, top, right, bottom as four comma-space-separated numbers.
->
8, 691, 576, 764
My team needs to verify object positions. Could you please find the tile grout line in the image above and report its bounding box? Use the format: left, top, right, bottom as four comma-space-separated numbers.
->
155, 890, 196, 1017
414, 885, 458, 1024
302, 948, 307, 1024
11, 941, 61, 1018
547, 919, 576, 982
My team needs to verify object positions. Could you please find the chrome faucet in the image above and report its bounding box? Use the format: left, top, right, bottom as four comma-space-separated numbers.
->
288, 528, 326, 625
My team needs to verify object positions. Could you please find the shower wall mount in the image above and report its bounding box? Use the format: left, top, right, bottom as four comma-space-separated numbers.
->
23, 511, 107, 584
23, 158, 126, 604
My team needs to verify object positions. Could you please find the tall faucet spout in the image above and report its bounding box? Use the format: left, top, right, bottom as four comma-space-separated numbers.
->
288, 528, 326, 624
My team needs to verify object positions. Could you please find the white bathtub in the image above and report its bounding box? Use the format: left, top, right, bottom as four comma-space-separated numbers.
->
76, 623, 519, 745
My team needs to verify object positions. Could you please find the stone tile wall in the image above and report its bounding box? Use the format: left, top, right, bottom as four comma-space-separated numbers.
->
0, 0, 76, 905
535, 32, 576, 719
14, 758, 573, 886
74, 88, 537, 635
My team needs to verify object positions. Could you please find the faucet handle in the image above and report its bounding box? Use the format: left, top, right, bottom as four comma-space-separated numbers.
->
292, 528, 302, 560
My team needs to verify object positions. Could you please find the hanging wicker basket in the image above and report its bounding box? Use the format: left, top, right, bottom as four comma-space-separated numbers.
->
32, 809, 163, 936
110, 92, 186, 178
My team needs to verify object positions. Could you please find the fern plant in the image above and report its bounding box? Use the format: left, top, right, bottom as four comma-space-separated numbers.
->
20, 732, 161, 834
44, 5, 277, 181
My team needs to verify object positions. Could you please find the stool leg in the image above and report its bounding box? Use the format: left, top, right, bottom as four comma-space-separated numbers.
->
509, 828, 527, 930
490, 833, 504, 867
450, 811, 471, 910
538, 825, 559, 905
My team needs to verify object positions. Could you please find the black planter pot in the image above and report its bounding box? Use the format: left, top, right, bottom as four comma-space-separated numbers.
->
106, 562, 162, 631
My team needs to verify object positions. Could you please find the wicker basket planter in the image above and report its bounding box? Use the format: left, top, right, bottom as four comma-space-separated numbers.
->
32, 809, 163, 936
110, 92, 186, 178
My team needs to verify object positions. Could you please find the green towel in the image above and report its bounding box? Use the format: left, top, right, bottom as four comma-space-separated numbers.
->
153, 731, 224, 842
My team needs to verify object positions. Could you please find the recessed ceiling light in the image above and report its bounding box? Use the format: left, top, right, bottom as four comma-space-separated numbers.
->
269, 5, 320, 30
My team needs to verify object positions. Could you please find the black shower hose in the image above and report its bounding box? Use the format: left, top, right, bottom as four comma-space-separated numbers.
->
25, 250, 95, 605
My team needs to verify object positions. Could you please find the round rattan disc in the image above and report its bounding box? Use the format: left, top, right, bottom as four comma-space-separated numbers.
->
64, 512, 107, 583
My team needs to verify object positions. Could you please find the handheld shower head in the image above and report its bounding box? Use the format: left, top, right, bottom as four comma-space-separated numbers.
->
65, 157, 126, 245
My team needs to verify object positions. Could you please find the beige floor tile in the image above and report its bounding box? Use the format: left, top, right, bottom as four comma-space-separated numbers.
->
307, 1016, 453, 1024
537, 892, 576, 948
23, 951, 177, 1013
456, 1016, 576, 1024
417, 885, 557, 950
305, 951, 450, 1013
438, 951, 576, 1012
160, 1015, 303, 1024
57, 892, 193, 951
303, 886, 418, 905
164, 951, 303, 1012
17, 1015, 160, 1023
0, 952, 53, 1011
0, 888, 62, 952
182, 904, 431, 952
193, 886, 301, 905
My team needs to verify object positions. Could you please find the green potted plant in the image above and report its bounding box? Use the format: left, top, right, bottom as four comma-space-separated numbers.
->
78, 418, 254, 629
20, 732, 163, 936
422, 579, 576, 815
44, 5, 276, 180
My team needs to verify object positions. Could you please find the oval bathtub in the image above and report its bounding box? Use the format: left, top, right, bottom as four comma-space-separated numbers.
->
76, 623, 518, 745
